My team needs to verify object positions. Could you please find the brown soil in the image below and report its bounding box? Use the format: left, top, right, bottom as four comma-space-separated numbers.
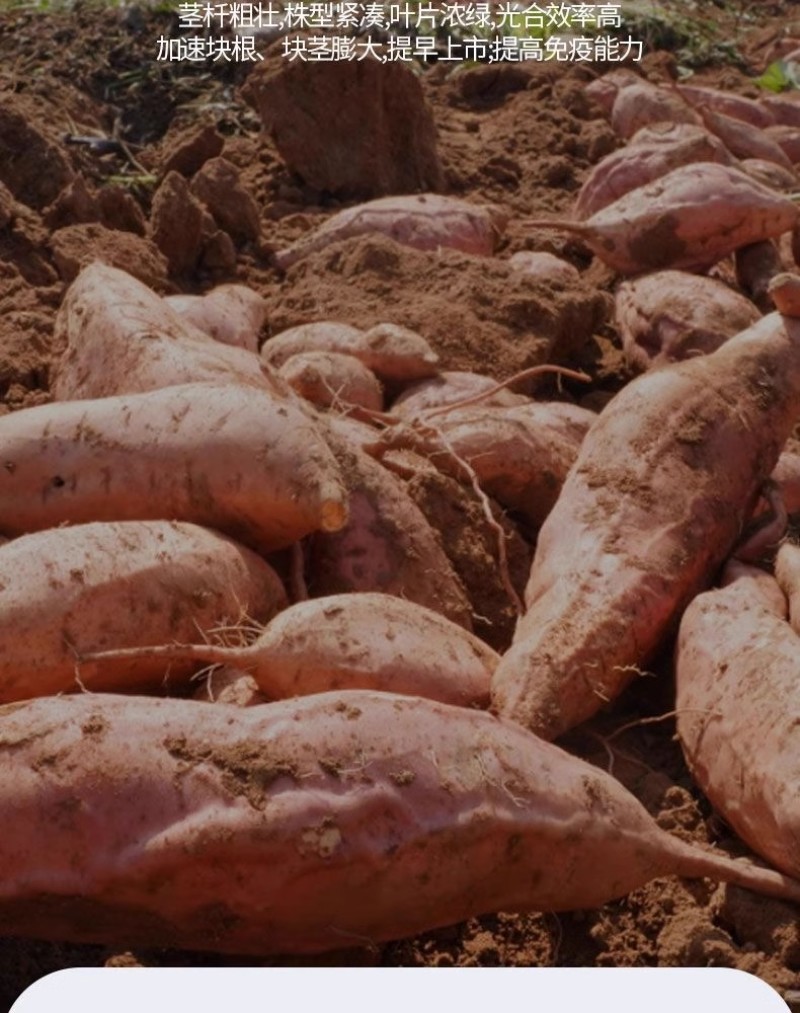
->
0, 1, 799, 1009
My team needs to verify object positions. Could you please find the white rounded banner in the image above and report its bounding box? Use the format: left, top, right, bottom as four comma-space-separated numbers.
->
9, 967, 790, 1013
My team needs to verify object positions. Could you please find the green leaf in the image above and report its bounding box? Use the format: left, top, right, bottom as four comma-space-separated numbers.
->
755, 60, 794, 93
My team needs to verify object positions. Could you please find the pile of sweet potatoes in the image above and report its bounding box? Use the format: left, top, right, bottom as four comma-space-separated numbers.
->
5, 59, 800, 965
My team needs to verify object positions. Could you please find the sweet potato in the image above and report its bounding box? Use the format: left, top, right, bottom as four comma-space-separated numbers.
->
492, 311, 800, 740
526, 163, 799, 275
614, 270, 760, 371
767, 271, 800, 316
735, 239, 785, 311
695, 107, 793, 170
763, 94, 800, 129
81, 592, 496, 707
775, 540, 800, 633
390, 371, 529, 418
0, 520, 286, 703
609, 80, 699, 140
765, 124, 800, 165
507, 251, 580, 286
165, 283, 268, 353
574, 123, 734, 220
262, 321, 439, 382
0, 382, 348, 552
2, 690, 799, 955
676, 560, 800, 880
308, 417, 473, 630
584, 69, 640, 117
274, 194, 508, 269
772, 447, 800, 516
52, 262, 280, 400
738, 157, 798, 192
676, 84, 776, 129
278, 351, 384, 412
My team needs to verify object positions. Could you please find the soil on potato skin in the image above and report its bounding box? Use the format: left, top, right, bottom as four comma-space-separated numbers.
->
1, 2, 800, 1008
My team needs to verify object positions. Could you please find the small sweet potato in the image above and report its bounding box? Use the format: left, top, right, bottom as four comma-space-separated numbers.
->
775, 540, 800, 633
584, 69, 640, 117
278, 351, 384, 411
695, 107, 793, 170
52, 262, 279, 400
274, 194, 508, 269
0, 382, 348, 552
81, 592, 497, 708
309, 417, 473, 630
507, 251, 580, 286
738, 158, 798, 192
574, 123, 734, 220
390, 371, 529, 418
676, 560, 800, 880
615, 270, 760, 371
772, 447, 800, 517
262, 321, 439, 382
492, 311, 800, 740
527, 163, 799, 275
609, 80, 699, 140
165, 283, 267, 353
2, 691, 798, 955
0, 520, 286, 703
676, 84, 776, 129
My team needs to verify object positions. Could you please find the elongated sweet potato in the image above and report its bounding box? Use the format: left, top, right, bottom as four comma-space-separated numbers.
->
2, 691, 799, 955
695, 106, 793, 170
676, 84, 776, 129
676, 560, 800, 880
274, 194, 507, 269
615, 270, 760, 371
765, 124, 800, 164
492, 311, 800, 740
279, 351, 384, 412
81, 592, 496, 707
574, 123, 734, 220
527, 163, 799, 275
165, 283, 267, 353
263, 321, 439, 382
309, 417, 473, 630
0, 520, 286, 703
0, 382, 347, 552
763, 94, 800, 129
52, 262, 281, 400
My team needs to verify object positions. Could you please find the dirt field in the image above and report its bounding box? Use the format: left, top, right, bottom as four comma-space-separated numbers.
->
0, 1, 799, 1008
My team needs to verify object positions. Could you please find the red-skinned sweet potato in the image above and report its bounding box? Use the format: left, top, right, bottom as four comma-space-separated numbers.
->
527, 163, 798, 275
165, 283, 267, 353
615, 270, 760, 371
492, 311, 800, 740
263, 321, 439, 383
0, 382, 348, 552
278, 351, 384, 412
609, 80, 699, 140
574, 123, 734, 220
0, 520, 286, 703
274, 194, 508, 269
81, 592, 497, 708
775, 540, 800, 633
695, 106, 793, 170
1, 690, 798, 955
391, 371, 529, 418
52, 263, 280, 400
676, 560, 800, 880
676, 84, 776, 129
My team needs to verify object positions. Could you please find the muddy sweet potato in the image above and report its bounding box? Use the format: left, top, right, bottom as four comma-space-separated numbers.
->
309, 417, 473, 630
609, 80, 699, 140
676, 560, 800, 880
615, 270, 761, 371
527, 163, 799, 275
676, 84, 776, 129
274, 194, 508, 269
263, 321, 439, 383
574, 123, 734, 220
81, 592, 497, 707
2, 690, 799, 955
52, 262, 280, 400
165, 283, 268, 353
492, 311, 800, 740
0, 381, 347, 552
0, 520, 286, 703
278, 351, 384, 412
506, 251, 581, 286
695, 107, 793, 170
